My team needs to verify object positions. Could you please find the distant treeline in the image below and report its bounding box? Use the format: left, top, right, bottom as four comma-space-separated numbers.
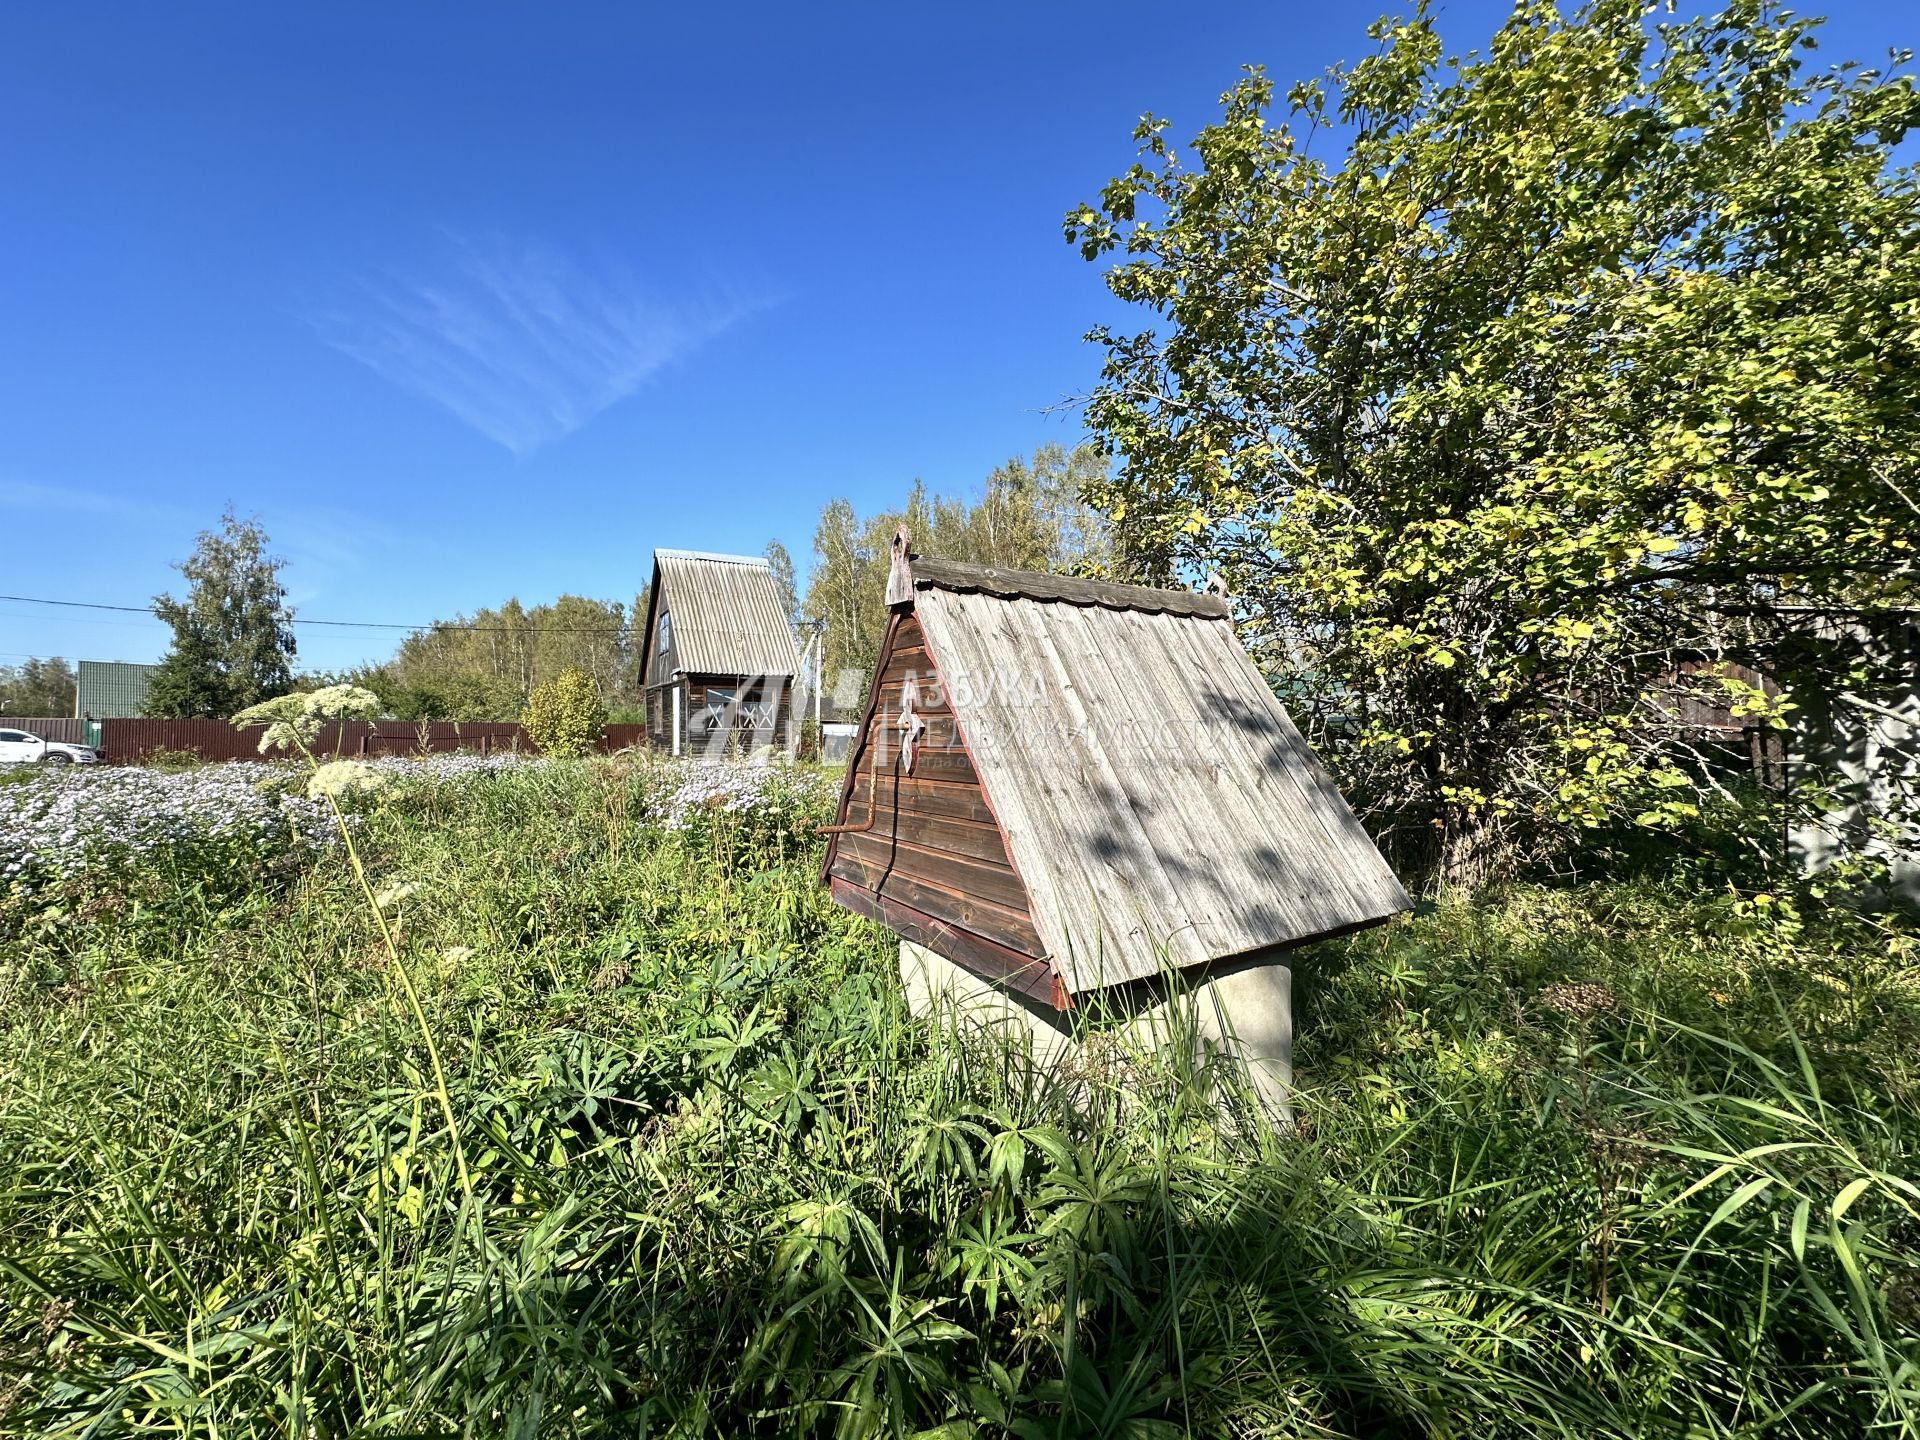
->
4, 448, 1112, 728
0, 658, 76, 717
340, 443, 1111, 723
802, 442, 1112, 694
356, 593, 652, 723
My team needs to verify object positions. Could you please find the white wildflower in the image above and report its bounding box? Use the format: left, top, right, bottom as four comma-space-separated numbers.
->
306, 760, 388, 802
374, 880, 420, 909
235, 685, 383, 753
232, 694, 312, 754
301, 684, 382, 723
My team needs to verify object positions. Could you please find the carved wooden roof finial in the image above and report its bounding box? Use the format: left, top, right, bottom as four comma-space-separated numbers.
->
885, 525, 916, 608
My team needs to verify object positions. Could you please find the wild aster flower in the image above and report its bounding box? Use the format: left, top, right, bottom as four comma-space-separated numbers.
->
0, 753, 519, 908
0, 763, 341, 903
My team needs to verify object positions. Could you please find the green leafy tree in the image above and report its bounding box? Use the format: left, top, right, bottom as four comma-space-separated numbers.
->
522, 667, 607, 758
0, 658, 77, 716
378, 594, 640, 720
803, 498, 885, 689
1068, 0, 1920, 887
765, 539, 801, 628
146, 509, 297, 718
800, 444, 1113, 694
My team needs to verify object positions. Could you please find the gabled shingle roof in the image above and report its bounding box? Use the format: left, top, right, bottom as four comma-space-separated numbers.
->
641, 550, 801, 679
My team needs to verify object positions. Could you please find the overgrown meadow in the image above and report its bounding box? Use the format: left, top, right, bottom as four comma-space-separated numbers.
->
1, 753, 1916, 1437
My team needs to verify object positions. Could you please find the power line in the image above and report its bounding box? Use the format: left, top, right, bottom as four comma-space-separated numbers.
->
0, 594, 638, 636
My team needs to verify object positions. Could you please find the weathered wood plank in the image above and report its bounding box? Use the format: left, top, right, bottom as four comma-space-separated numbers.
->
912, 581, 1408, 994
838, 802, 1018, 865
911, 557, 1228, 618
1155, 605, 1408, 922
1039, 602, 1271, 947
827, 852, 1045, 956
837, 829, 1034, 914
846, 723, 979, 785
829, 878, 1060, 1006
841, 774, 998, 826
996, 591, 1214, 983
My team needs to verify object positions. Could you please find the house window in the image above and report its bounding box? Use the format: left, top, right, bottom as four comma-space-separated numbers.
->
699, 688, 779, 731
656, 612, 672, 656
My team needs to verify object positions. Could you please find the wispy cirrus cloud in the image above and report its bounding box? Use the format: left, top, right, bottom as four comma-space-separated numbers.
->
315, 236, 766, 456
0, 479, 173, 521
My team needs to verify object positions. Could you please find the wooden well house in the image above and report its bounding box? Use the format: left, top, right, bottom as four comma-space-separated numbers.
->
639, 549, 802, 756
822, 531, 1410, 1027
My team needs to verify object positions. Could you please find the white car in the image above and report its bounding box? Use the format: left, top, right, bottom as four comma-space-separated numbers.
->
0, 727, 101, 767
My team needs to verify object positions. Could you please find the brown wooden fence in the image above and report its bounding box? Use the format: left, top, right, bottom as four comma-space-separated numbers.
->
0, 717, 86, 743
93, 719, 651, 765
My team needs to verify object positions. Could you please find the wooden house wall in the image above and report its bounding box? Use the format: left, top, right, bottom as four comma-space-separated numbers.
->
645, 680, 678, 749
646, 599, 677, 688
823, 615, 1055, 1002
646, 673, 796, 753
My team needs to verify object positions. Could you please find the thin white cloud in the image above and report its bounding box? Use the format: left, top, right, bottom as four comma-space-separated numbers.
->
0, 480, 154, 517
316, 236, 764, 455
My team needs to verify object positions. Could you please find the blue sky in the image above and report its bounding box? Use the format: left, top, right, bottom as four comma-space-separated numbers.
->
2, 2, 1912, 674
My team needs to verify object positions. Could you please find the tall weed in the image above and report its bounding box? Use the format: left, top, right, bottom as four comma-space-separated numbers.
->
1, 759, 1914, 1435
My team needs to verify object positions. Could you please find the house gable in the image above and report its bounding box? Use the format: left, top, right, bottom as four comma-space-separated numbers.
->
822, 611, 1059, 1005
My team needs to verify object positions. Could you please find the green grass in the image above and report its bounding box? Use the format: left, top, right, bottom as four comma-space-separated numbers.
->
2, 757, 1916, 1437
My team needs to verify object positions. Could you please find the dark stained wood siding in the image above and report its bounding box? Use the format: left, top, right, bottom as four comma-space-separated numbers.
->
823, 614, 1054, 1000
645, 679, 681, 750
646, 599, 678, 687
646, 674, 796, 753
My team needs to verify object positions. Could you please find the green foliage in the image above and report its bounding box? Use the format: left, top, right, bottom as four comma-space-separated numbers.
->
374, 592, 648, 721
0, 657, 76, 717
372, 668, 526, 722
2, 758, 1915, 1434
1069, 0, 1920, 886
128, 746, 206, 773
522, 667, 607, 758
765, 538, 801, 626
145, 508, 298, 718
803, 443, 1114, 689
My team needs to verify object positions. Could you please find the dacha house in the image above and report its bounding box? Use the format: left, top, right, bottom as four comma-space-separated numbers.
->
638, 549, 802, 756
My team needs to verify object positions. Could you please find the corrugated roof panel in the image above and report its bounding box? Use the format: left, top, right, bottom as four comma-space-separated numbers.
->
913, 583, 1408, 993
75, 660, 159, 719
649, 552, 801, 678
